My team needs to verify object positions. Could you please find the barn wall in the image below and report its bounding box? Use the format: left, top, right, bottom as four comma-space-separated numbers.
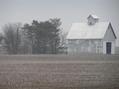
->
67, 39, 103, 54
103, 24, 116, 54
115, 47, 119, 54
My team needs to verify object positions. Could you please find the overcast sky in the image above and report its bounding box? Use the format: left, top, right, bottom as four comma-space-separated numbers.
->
0, 0, 119, 45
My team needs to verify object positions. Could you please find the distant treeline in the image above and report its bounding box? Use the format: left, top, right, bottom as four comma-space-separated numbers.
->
0, 18, 67, 54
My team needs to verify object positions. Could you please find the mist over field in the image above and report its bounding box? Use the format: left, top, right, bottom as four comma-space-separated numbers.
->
0, 0, 119, 89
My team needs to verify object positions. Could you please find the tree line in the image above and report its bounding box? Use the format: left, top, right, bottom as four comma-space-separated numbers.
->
0, 18, 67, 54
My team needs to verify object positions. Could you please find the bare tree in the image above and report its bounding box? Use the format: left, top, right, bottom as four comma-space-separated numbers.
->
3, 23, 21, 54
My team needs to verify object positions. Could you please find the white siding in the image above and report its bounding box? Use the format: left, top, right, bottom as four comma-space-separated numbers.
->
67, 39, 103, 54
103, 25, 115, 41
103, 25, 116, 54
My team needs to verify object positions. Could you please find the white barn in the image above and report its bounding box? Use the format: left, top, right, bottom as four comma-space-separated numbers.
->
66, 15, 117, 54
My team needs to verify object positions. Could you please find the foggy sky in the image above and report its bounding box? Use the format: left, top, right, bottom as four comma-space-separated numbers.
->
0, 0, 119, 45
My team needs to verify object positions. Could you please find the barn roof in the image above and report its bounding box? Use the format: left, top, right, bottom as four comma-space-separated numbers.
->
66, 22, 116, 39
87, 14, 99, 19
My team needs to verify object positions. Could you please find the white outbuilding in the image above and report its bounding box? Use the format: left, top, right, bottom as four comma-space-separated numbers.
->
66, 15, 117, 54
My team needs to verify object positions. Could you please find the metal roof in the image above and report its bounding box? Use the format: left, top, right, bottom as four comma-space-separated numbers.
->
67, 22, 110, 39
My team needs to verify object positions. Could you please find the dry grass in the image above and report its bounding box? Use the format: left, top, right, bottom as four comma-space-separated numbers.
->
0, 54, 119, 89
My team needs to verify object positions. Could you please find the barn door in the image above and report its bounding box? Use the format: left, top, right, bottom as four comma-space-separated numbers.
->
106, 42, 111, 54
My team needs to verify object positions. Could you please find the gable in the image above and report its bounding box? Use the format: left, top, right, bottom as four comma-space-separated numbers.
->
103, 23, 116, 41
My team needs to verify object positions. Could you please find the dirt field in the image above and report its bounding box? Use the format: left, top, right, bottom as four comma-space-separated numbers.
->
0, 54, 119, 89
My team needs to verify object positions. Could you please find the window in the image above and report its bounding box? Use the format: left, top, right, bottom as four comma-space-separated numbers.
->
96, 41, 102, 53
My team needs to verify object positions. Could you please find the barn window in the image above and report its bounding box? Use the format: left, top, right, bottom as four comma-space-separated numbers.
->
76, 40, 79, 44
96, 41, 102, 53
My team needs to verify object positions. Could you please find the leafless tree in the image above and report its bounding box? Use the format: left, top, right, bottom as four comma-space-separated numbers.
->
3, 23, 22, 54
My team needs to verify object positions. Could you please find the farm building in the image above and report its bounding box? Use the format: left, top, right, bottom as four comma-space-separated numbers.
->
66, 15, 117, 54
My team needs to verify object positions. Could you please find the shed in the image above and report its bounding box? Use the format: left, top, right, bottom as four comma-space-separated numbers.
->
66, 15, 117, 54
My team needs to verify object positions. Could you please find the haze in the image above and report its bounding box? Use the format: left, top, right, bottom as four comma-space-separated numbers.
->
0, 0, 119, 46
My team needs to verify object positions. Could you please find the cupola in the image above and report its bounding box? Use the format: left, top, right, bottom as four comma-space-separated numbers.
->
87, 14, 99, 25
